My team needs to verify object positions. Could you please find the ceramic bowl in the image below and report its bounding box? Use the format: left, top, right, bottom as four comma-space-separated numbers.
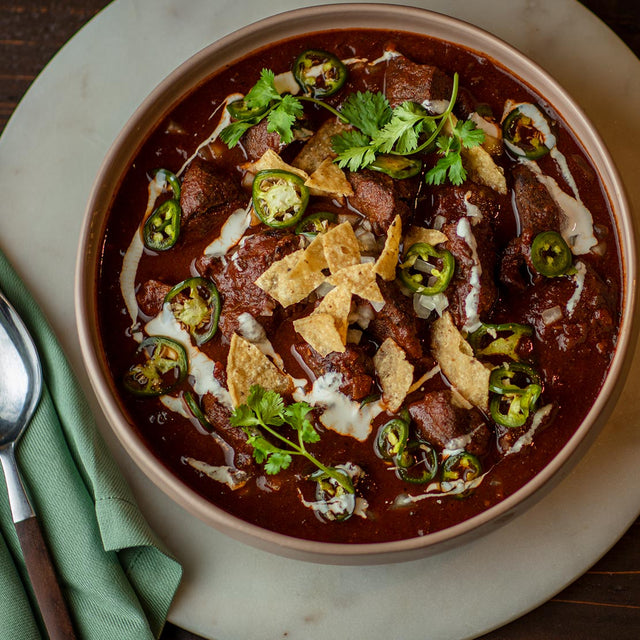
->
75, 3, 637, 564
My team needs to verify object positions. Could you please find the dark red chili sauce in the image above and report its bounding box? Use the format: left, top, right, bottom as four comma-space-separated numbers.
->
97, 29, 622, 544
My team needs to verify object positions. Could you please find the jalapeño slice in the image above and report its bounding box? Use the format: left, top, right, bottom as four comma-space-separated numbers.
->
399, 242, 455, 296
123, 336, 188, 397
143, 199, 181, 251
226, 97, 271, 121
489, 362, 542, 395
441, 451, 482, 498
252, 169, 309, 228
395, 440, 439, 484
293, 49, 347, 98
376, 418, 409, 461
502, 103, 554, 160
164, 277, 221, 346
310, 468, 356, 521
295, 211, 337, 238
370, 154, 423, 180
152, 168, 181, 200
490, 384, 542, 428
468, 322, 533, 361
530, 230, 573, 277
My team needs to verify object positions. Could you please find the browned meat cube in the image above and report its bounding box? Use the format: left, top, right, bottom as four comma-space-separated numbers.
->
136, 279, 172, 317
366, 280, 430, 366
347, 169, 414, 235
384, 55, 453, 108
241, 119, 285, 161
179, 158, 246, 237
407, 389, 490, 456
201, 230, 301, 340
296, 342, 375, 401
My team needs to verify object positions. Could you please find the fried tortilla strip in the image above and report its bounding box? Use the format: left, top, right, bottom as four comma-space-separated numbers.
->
227, 333, 292, 407
403, 226, 448, 255
292, 118, 351, 173
314, 285, 352, 342
243, 149, 309, 180
374, 338, 414, 412
322, 221, 361, 273
305, 158, 354, 198
293, 312, 346, 356
374, 214, 402, 280
431, 312, 490, 410
326, 262, 384, 304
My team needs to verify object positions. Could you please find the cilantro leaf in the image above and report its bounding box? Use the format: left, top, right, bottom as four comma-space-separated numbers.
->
264, 451, 292, 475
284, 401, 320, 444
455, 118, 485, 149
332, 130, 378, 172
425, 134, 467, 186
244, 69, 281, 108
266, 94, 304, 144
372, 102, 429, 154
247, 386, 285, 426
229, 403, 260, 428
219, 120, 254, 148
338, 91, 392, 138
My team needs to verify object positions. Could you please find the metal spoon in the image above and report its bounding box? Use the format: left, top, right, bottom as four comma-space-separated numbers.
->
0, 289, 77, 639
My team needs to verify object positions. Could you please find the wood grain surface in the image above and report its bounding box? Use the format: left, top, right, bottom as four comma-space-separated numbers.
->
1, 1, 638, 638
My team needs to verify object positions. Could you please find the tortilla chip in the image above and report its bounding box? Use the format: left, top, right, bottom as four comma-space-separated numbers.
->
314, 285, 352, 341
326, 262, 384, 304
255, 250, 319, 307
431, 312, 490, 410
227, 334, 292, 407
374, 215, 402, 280
373, 338, 414, 412
243, 149, 309, 181
403, 226, 448, 254
292, 119, 350, 173
293, 313, 346, 357
322, 221, 361, 274
305, 159, 354, 198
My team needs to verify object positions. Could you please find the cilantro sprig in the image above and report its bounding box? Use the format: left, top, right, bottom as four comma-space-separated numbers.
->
230, 385, 354, 493
220, 64, 485, 187
220, 69, 343, 148
331, 73, 485, 186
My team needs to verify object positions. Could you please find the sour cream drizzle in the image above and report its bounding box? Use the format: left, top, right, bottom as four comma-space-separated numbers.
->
566, 261, 587, 317
293, 372, 384, 441
521, 158, 597, 254
456, 217, 482, 333
203, 203, 252, 257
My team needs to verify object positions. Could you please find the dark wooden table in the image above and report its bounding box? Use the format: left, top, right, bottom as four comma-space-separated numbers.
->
1, 1, 638, 638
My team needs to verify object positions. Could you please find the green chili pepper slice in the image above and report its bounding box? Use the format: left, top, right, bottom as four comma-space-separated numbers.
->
376, 418, 409, 461
490, 384, 542, 428
123, 336, 188, 397
164, 277, 221, 346
370, 154, 423, 180
226, 97, 271, 121
395, 440, 438, 484
252, 169, 309, 228
530, 230, 573, 277
184, 391, 214, 433
441, 451, 482, 497
489, 362, 542, 395
293, 49, 347, 98
502, 104, 553, 160
399, 242, 455, 296
152, 168, 181, 200
143, 199, 181, 251
295, 211, 337, 238
468, 322, 533, 361
310, 468, 356, 521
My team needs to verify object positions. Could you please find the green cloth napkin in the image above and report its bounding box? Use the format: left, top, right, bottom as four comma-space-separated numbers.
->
0, 249, 183, 639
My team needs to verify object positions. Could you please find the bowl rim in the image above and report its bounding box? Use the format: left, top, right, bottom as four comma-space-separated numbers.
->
75, 2, 638, 563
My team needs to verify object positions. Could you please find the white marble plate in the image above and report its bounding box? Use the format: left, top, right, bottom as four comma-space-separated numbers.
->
1, 1, 639, 638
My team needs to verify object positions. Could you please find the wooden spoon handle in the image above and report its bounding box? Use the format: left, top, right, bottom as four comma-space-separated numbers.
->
15, 516, 78, 639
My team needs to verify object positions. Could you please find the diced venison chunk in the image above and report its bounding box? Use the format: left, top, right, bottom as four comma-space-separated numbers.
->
431, 185, 501, 330
512, 164, 561, 240
136, 279, 172, 317
347, 169, 414, 235
366, 281, 429, 365
408, 389, 491, 456
202, 230, 301, 340
241, 119, 286, 161
296, 342, 375, 401
179, 159, 246, 236
384, 56, 453, 108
